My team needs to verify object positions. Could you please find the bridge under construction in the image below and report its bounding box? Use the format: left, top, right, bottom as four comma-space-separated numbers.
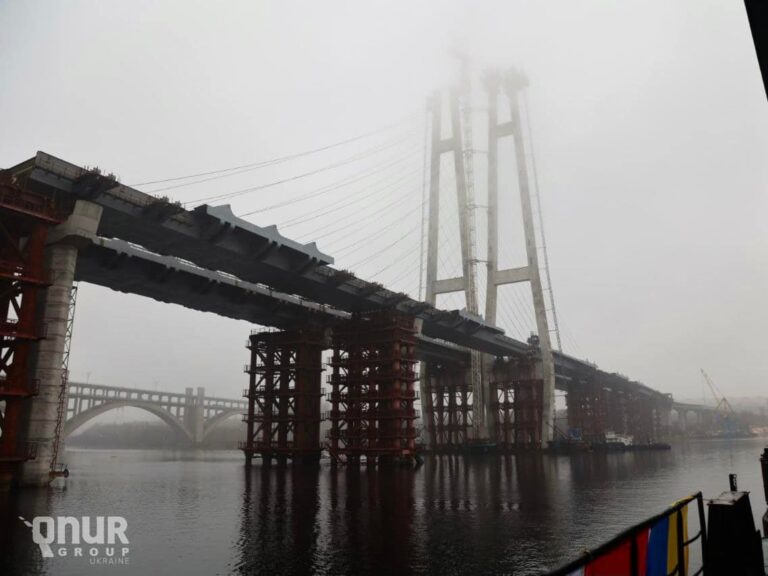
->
1, 70, 700, 487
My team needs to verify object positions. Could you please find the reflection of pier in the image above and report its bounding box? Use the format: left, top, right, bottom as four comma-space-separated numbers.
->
235, 453, 692, 574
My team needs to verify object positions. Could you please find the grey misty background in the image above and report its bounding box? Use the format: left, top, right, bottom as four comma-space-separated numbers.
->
1, 0, 766, 429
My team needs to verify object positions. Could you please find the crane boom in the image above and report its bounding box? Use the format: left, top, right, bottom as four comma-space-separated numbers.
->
700, 368, 735, 416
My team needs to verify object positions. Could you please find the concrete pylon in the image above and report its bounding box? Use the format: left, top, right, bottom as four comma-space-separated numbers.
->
423, 88, 490, 442
21, 201, 102, 486
483, 69, 557, 445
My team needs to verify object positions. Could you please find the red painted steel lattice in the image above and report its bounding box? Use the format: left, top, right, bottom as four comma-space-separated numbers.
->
422, 361, 472, 451
326, 311, 418, 464
492, 359, 543, 449
566, 382, 607, 441
0, 179, 61, 478
241, 327, 324, 464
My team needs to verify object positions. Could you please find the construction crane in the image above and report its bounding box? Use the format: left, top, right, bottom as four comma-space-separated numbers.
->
700, 368, 745, 435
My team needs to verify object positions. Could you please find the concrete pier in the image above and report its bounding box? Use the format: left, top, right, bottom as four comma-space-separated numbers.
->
21, 201, 101, 486
183, 387, 205, 445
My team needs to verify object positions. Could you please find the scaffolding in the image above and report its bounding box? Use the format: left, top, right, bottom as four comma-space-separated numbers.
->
566, 382, 607, 442
492, 359, 543, 449
326, 311, 418, 464
0, 178, 62, 480
624, 389, 659, 443
421, 361, 472, 451
241, 327, 324, 464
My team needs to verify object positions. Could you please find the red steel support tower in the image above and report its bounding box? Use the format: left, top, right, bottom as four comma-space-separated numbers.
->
0, 177, 62, 484
421, 361, 472, 451
492, 359, 543, 449
566, 381, 607, 442
605, 386, 628, 437
327, 311, 418, 464
625, 389, 658, 443
241, 327, 324, 464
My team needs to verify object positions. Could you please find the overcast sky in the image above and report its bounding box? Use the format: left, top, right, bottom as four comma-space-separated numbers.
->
2, 1, 766, 406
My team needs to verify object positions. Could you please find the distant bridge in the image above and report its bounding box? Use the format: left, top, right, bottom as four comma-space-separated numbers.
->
670, 401, 719, 433
65, 382, 247, 445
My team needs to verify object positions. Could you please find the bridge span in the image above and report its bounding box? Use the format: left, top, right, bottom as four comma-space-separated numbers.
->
1, 151, 682, 485
64, 383, 247, 446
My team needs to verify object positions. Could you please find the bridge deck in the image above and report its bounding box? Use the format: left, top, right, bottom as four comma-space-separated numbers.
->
6, 152, 671, 402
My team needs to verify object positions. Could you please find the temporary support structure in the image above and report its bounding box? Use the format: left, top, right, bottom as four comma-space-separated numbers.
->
0, 177, 62, 485
421, 360, 472, 451
491, 358, 543, 449
624, 389, 659, 443
242, 327, 324, 464
326, 311, 418, 464
566, 382, 607, 442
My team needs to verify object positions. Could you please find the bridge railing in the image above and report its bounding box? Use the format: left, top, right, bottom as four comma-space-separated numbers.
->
546, 492, 707, 576
67, 383, 247, 415
241, 386, 326, 397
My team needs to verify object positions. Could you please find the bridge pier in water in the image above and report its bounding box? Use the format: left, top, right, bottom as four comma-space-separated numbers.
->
0, 181, 63, 488
183, 387, 205, 445
421, 355, 545, 452
242, 311, 420, 466
0, 173, 103, 488
564, 373, 672, 443
242, 327, 325, 465
421, 360, 472, 451
326, 311, 418, 465
20, 201, 102, 487
490, 358, 543, 449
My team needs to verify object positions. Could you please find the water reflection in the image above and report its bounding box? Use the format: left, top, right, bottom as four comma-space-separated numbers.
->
0, 439, 764, 575
234, 456, 564, 575
0, 483, 59, 575
235, 464, 321, 574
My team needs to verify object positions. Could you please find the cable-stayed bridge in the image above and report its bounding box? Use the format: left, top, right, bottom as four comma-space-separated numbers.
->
1, 70, 698, 485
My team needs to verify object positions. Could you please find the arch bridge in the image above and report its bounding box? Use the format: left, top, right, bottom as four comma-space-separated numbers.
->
64, 382, 247, 445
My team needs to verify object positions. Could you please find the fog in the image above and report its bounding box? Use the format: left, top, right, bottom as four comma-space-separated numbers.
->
1, 0, 766, 402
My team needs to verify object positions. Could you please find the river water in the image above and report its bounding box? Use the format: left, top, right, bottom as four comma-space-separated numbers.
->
0, 437, 765, 575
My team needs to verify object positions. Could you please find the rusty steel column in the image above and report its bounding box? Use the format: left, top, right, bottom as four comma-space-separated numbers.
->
293, 328, 324, 463
760, 447, 768, 536
243, 336, 258, 467
327, 346, 344, 463
492, 359, 514, 449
